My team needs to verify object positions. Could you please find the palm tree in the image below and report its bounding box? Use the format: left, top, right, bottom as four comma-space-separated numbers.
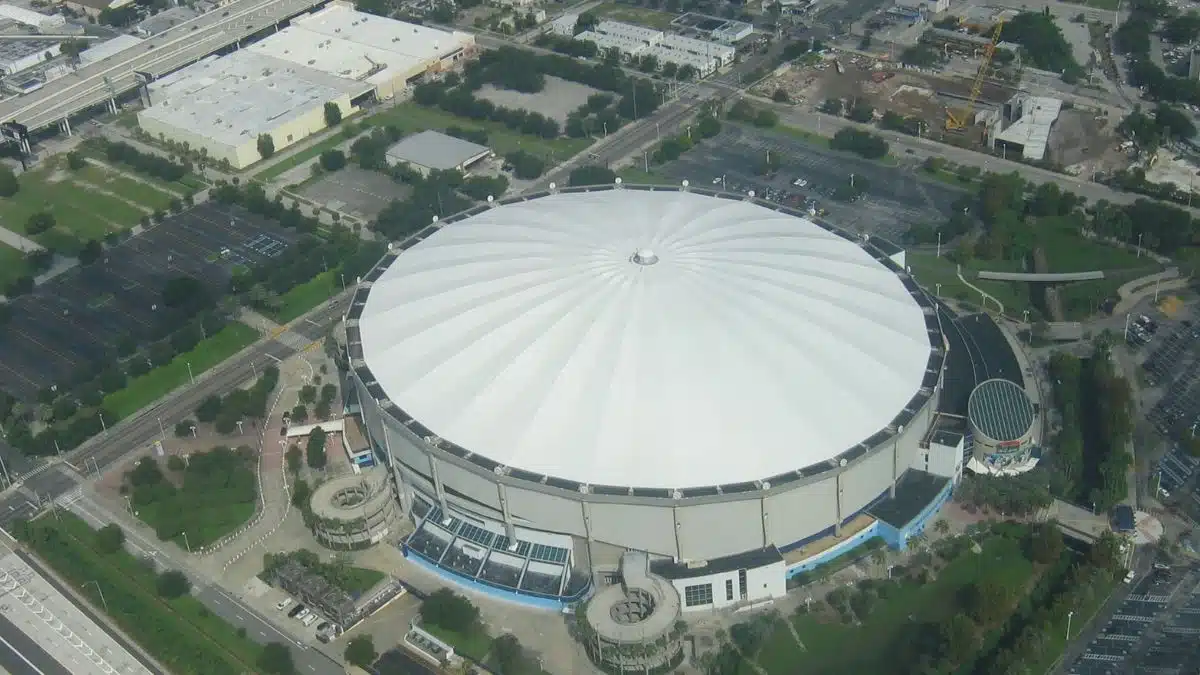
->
934, 519, 950, 535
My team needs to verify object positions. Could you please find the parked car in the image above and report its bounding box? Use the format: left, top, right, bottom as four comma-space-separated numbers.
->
275, 598, 293, 612
301, 613, 319, 627
287, 604, 306, 618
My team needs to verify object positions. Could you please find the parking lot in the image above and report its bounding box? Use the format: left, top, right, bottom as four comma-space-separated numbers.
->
1069, 567, 1196, 675
298, 167, 405, 222
1142, 319, 1200, 438
0, 202, 298, 400
658, 125, 966, 242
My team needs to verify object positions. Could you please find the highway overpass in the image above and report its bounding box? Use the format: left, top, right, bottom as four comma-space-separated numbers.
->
0, 0, 327, 137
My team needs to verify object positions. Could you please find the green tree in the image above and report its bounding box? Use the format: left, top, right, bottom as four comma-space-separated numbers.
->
324, 101, 343, 126
66, 151, 87, 170
421, 588, 479, 633
257, 642, 296, 675
0, 165, 16, 197
94, 524, 125, 554
772, 88, 790, 103
174, 420, 194, 437
290, 404, 309, 424
78, 239, 103, 266
25, 211, 55, 235
696, 115, 722, 138
568, 165, 617, 186
306, 427, 327, 469
298, 385, 317, 405
155, 570, 191, 598
1028, 521, 1065, 564
344, 636, 378, 669
285, 445, 303, 474
257, 134, 276, 160
196, 395, 222, 423
319, 149, 346, 172
959, 580, 1009, 625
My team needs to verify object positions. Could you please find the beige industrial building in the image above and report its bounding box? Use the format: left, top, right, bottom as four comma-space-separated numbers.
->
137, 52, 369, 169
137, 2, 476, 168
247, 2, 476, 101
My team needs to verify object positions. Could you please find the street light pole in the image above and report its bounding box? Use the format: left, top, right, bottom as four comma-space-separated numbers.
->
98, 412, 106, 432
0, 453, 12, 488
186, 361, 194, 384
1066, 610, 1074, 642
182, 531, 192, 554
1124, 312, 1132, 343
83, 581, 109, 613
157, 416, 166, 442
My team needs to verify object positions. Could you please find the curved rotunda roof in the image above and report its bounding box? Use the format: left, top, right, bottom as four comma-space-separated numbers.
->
358, 190, 933, 489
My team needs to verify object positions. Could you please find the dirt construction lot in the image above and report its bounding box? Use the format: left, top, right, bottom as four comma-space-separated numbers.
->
476, 76, 601, 124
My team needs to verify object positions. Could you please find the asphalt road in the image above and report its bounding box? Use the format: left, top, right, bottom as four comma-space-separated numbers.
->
0, 296, 346, 526
0, 610, 71, 675
12, 548, 162, 675
768, 103, 1200, 217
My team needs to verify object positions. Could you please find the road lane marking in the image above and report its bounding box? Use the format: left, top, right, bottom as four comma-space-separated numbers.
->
0, 630, 47, 675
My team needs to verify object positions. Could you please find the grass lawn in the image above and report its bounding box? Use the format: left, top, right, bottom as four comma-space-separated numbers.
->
369, 103, 593, 161
592, 1, 679, 29
256, 131, 356, 182
754, 535, 1036, 675
75, 164, 175, 212
17, 513, 261, 675
1036, 226, 1147, 273
907, 251, 1034, 316
775, 123, 832, 148
103, 323, 259, 420
0, 158, 146, 241
269, 270, 340, 323
423, 624, 493, 662
341, 566, 386, 595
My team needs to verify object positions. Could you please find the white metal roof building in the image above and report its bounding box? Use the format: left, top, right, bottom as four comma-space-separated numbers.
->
992, 94, 1062, 161
0, 4, 65, 31
137, 51, 370, 168
575, 20, 732, 75
0, 39, 60, 76
78, 34, 144, 66
385, 130, 492, 174
348, 186, 950, 608
251, 2, 475, 99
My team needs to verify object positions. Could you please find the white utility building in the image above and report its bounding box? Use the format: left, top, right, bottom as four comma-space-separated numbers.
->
0, 40, 60, 75
385, 130, 492, 175
247, 2, 476, 101
77, 34, 144, 66
988, 95, 1062, 161
0, 4, 66, 32
138, 52, 370, 169
576, 20, 734, 77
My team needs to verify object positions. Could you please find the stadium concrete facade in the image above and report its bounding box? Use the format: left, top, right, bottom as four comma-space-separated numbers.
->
345, 186, 960, 611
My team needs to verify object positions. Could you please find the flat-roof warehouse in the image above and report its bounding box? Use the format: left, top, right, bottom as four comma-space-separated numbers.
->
136, 1, 477, 169
138, 52, 369, 169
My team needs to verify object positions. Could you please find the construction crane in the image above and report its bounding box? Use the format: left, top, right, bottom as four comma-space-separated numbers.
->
945, 21, 1004, 131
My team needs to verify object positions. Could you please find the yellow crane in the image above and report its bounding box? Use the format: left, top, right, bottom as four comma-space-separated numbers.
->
946, 21, 1005, 131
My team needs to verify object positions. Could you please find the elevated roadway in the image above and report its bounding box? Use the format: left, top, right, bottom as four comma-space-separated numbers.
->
0, 0, 327, 133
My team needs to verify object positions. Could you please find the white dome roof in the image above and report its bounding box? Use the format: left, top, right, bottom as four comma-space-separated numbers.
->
359, 190, 932, 489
